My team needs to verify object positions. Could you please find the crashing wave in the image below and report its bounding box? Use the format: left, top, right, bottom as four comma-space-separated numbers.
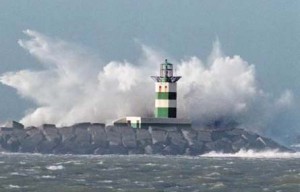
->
202, 149, 300, 159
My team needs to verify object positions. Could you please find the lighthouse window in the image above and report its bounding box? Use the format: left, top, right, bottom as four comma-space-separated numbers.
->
165, 86, 167, 89
159, 86, 162, 92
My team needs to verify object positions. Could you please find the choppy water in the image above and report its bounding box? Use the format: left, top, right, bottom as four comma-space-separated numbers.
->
0, 151, 299, 192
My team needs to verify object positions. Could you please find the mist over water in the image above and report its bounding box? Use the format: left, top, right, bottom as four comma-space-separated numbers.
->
0, 30, 296, 143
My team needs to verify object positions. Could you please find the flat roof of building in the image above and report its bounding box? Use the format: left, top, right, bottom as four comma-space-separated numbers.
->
114, 117, 191, 125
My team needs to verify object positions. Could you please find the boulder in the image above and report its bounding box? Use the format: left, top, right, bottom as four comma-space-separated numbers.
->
150, 128, 168, 144
105, 126, 122, 146
105, 126, 128, 154
19, 127, 44, 152
136, 128, 152, 147
181, 128, 197, 146
56, 127, 76, 153
205, 138, 233, 153
0, 121, 24, 129
38, 126, 61, 153
232, 138, 248, 152
71, 126, 93, 154
88, 124, 107, 148
144, 145, 153, 154
211, 130, 229, 141
181, 128, 204, 155
226, 128, 245, 136
150, 128, 168, 154
121, 126, 136, 148
6, 128, 27, 152
0, 128, 13, 149
94, 147, 109, 155
197, 130, 212, 142
72, 122, 91, 129
166, 131, 187, 154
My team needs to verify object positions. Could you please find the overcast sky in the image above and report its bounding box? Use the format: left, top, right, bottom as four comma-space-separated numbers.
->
0, 1, 299, 141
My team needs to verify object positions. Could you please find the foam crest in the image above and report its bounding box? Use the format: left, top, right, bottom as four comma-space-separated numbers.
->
202, 149, 300, 159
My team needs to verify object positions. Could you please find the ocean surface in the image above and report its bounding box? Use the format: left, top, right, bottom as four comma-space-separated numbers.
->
0, 151, 299, 192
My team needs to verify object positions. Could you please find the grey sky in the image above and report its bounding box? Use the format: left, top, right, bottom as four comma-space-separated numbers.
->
0, 1, 299, 140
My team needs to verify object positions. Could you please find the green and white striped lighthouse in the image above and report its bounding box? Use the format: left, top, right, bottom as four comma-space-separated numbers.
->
151, 59, 181, 118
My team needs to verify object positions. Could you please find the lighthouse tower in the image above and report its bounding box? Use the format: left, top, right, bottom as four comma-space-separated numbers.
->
113, 59, 190, 129
151, 59, 181, 118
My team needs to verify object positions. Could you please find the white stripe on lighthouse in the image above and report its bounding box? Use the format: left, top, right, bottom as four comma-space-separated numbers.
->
155, 100, 177, 108
155, 82, 176, 93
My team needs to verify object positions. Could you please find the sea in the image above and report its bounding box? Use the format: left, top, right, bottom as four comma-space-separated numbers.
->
0, 150, 299, 192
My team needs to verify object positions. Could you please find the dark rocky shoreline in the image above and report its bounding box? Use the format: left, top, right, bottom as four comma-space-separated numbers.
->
0, 121, 291, 155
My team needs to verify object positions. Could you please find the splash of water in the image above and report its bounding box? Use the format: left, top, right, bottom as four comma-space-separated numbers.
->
0, 29, 293, 134
202, 149, 300, 159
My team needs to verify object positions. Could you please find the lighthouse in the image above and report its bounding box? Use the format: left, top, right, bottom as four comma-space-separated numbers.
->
113, 59, 190, 129
151, 59, 181, 118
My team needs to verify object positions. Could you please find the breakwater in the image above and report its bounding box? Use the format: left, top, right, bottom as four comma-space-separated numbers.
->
0, 122, 290, 155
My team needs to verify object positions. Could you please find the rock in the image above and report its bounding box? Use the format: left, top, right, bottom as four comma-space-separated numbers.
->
94, 147, 108, 155
149, 128, 168, 154
241, 131, 259, 143
0, 128, 13, 150
71, 126, 93, 154
5, 128, 27, 152
136, 128, 152, 147
105, 126, 127, 154
19, 127, 44, 152
6, 136, 19, 152
150, 128, 167, 144
56, 127, 76, 153
185, 143, 205, 155
108, 145, 128, 154
197, 130, 212, 142
232, 138, 248, 152
121, 126, 136, 148
259, 137, 287, 151
105, 126, 122, 146
39, 125, 61, 153
166, 131, 187, 154
72, 122, 91, 129
181, 128, 197, 146
211, 130, 229, 141
226, 128, 245, 136
205, 138, 233, 153
181, 128, 204, 155
0, 121, 24, 129
128, 148, 144, 154
88, 124, 107, 148
144, 145, 153, 154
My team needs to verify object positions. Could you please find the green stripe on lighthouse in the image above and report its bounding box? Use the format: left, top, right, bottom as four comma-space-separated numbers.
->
155, 108, 177, 118
156, 92, 177, 100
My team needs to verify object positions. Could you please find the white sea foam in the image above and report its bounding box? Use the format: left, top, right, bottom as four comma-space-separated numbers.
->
10, 172, 26, 176
206, 172, 220, 177
98, 161, 104, 165
41, 175, 56, 179
210, 182, 225, 189
202, 149, 300, 159
145, 163, 157, 166
46, 165, 64, 170
7, 184, 20, 189
101, 180, 113, 183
